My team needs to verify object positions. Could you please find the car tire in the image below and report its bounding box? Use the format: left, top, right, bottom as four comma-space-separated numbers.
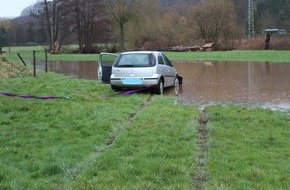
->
174, 77, 179, 87
174, 77, 180, 96
155, 79, 164, 95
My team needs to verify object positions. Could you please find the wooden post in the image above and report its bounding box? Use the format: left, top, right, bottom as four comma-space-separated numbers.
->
45, 49, 48, 73
17, 53, 27, 66
33, 50, 36, 77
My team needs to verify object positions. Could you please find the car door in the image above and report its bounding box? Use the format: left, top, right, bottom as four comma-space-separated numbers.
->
98, 53, 118, 83
159, 53, 176, 87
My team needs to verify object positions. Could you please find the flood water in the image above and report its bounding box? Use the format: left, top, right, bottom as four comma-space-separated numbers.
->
35, 60, 290, 110
170, 61, 290, 110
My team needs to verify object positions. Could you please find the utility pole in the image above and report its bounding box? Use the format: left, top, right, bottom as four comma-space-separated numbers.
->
248, 0, 254, 38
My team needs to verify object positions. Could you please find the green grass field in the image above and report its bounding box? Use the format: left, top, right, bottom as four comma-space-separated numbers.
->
207, 106, 290, 190
1, 48, 290, 189
2, 46, 290, 63
0, 73, 198, 189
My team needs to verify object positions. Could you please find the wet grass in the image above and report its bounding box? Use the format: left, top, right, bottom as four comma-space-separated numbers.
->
67, 97, 197, 189
0, 71, 197, 189
2, 46, 290, 63
165, 50, 290, 62
1, 71, 289, 189
2, 49, 99, 64
206, 105, 290, 190
1, 52, 290, 189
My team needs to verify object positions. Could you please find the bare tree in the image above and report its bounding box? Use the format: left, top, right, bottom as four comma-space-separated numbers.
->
104, 0, 144, 51
194, 0, 236, 45
127, 0, 160, 48
71, 0, 106, 53
31, 0, 108, 53
41, 0, 62, 53
30, 0, 70, 53
111, 0, 190, 49
160, 2, 196, 46
0, 26, 8, 54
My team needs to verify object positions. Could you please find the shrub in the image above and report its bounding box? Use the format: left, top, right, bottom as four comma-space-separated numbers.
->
236, 34, 290, 50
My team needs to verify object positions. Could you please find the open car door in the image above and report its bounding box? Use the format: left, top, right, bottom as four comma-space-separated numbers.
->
98, 53, 118, 83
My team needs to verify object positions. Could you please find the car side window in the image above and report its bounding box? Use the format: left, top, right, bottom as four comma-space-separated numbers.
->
162, 54, 173, 67
158, 55, 165, 65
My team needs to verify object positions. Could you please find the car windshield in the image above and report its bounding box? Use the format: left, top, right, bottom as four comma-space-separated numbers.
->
114, 53, 156, 67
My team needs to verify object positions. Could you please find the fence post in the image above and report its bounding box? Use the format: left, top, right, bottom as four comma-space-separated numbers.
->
17, 53, 27, 66
33, 50, 36, 77
45, 49, 48, 73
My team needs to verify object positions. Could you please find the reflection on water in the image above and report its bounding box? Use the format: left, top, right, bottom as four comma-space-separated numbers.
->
37, 60, 290, 109
168, 60, 290, 110
36, 60, 98, 80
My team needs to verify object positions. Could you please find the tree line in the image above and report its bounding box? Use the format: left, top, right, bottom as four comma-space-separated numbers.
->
0, 0, 289, 53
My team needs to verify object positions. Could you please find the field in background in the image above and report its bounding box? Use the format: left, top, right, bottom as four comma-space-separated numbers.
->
2, 45, 290, 63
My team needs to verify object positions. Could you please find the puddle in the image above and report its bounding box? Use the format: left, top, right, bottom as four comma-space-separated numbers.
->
168, 60, 290, 110
34, 60, 290, 110
34, 60, 99, 80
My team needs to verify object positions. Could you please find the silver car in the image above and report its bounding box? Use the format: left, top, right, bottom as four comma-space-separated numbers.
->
98, 51, 180, 94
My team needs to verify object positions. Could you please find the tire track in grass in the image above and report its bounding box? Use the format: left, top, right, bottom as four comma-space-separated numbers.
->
193, 106, 209, 190
62, 94, 153, 186
99, 94, 153, 150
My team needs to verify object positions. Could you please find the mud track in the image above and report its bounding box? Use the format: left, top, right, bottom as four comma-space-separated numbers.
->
193, 106, 209, 190
104, 94, 153, 148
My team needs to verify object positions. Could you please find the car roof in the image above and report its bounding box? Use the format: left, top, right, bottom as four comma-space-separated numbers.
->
120, 51, 161, 55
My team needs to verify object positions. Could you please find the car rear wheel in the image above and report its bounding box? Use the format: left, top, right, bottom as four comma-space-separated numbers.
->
155, 79, 164, 95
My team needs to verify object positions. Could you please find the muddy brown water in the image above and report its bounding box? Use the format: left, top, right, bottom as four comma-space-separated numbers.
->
35, 60, 290, 110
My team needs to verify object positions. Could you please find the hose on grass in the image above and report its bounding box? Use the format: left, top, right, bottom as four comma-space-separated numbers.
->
0, 92, 70, 100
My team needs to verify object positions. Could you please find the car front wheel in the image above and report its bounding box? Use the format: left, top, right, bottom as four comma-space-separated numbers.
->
174, 77, 179, 87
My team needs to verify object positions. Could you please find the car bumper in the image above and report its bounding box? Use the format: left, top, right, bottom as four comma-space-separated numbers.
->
110, 77, 159, 88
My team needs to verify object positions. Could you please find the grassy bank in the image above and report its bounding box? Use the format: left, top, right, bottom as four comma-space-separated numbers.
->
2, 46, 290, 62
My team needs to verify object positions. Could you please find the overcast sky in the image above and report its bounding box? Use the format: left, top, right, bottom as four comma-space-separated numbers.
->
0, 0, 37, 18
